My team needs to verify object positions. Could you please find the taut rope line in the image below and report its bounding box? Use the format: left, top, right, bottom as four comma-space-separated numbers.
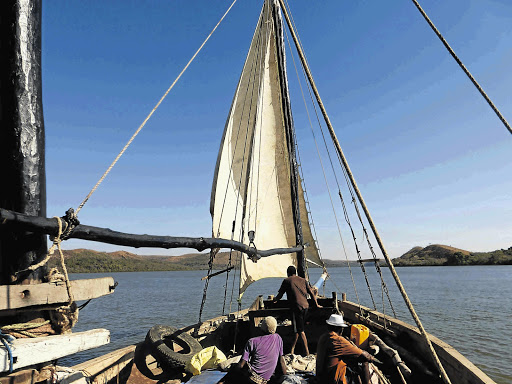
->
76, 0, 239, 214
411, 0, 511, 136
284, 29, 362, 308
278, 1, 452, 383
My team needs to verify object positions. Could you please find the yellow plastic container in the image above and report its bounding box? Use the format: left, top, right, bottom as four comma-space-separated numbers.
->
350, 324, 370, 349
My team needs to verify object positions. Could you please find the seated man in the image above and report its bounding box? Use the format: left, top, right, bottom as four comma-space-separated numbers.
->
316, 314, 375, 384
218, 316, 287, 384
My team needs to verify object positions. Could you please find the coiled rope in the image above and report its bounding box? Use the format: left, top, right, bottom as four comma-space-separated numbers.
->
1, 320, 51, 338
14, 216, 74, 303
10, 217, 78, 334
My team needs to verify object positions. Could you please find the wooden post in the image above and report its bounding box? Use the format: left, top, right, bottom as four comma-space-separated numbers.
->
258, 295, 264, 310
0, 0, 47, 285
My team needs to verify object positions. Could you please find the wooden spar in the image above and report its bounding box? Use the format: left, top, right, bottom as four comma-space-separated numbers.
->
0, 208, 303, 259
370, 333, 412, 379
0, 329, 110, 373
0, 277, 115, 313
0, 0, 47, 284
360, 258, 385, 263
277, 2, 452, 384
201, 266, 234, 281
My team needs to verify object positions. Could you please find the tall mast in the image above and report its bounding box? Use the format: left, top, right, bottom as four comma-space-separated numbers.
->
0, 0, 47, 285
271, 0, 306, 278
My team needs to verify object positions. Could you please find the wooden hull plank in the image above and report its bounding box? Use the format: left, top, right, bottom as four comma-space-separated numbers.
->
0, 277, 115, 312
72, 345, 135, 383
0, 368, 36, 384
0, 329, 110, 373
340, 300, 496, 384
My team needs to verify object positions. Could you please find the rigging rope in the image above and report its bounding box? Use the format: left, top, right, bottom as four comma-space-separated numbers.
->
75, 0, 239, 215
278, 2, 453, 383
284, 0, 378, 312
205, 9, 267, 318
198, 248, 217, 323
221, 4, 273, 321
284, 26, 363, 309
13, 217, 75, 306
228, 251, 240, 314
411, 0, 511, 136
222, 10, 268, 315
246, 3, 271, 240
213, 8, 265, 237
284, 0, 397, 317
295, 143, 323, 264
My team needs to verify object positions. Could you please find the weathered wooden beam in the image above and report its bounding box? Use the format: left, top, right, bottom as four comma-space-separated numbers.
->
0, 368, 37, 384
0, 208, 303, 259
359, 258, 385, 263
370, 333, 412, 378
0, 277, 115, 313
0, 329, 110, 373
201, 266, 234, 280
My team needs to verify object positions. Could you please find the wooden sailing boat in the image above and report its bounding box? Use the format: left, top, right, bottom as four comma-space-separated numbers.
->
0, 0, 506, 383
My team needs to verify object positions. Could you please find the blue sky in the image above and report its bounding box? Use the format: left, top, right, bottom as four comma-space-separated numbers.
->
42, 0, 512, 260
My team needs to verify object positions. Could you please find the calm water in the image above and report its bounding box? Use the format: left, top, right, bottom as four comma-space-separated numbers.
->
63, 266, 511, 384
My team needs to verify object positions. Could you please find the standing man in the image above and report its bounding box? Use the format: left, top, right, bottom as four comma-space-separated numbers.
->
316, 314, 375, 384
273, 265, 320, 355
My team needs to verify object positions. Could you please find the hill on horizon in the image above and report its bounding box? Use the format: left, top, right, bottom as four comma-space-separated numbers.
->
49, 248, 240, 273
50, 243, 512, 273
392, 244, 512, 266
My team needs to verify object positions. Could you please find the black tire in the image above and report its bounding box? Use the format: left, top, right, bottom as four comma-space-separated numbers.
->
145, 325, 202, 369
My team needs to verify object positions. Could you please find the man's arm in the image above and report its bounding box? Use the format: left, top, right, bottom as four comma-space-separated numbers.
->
359, 350, 375, 363
237, 358, 247, 369
306, 282, 321, 308
279, 355, 287, 375
273, 280, 287, 302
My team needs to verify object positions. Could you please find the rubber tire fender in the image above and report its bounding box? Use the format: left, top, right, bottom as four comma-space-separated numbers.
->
146, 325, 202, 368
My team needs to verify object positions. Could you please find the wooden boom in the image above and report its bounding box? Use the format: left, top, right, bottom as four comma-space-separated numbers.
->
0, 208, 303, 260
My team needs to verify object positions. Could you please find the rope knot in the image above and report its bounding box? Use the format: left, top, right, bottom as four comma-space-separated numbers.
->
61, 208, 80, 240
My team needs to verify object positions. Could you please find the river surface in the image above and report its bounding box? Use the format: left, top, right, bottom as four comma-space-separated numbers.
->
63, 266, 511, 384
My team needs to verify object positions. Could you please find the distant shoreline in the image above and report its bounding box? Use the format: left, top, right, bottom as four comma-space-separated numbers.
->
64, 263, 512, 275
53, 245, 512, 274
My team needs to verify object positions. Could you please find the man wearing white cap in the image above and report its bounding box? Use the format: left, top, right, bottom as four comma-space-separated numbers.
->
316, 314, 374, 384
218, 316, 286, 384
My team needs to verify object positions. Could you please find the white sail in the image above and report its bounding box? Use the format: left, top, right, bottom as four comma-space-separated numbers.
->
210, 0, 321, 295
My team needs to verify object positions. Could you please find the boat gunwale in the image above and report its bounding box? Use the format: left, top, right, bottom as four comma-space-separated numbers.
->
340, 300, 496, 384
